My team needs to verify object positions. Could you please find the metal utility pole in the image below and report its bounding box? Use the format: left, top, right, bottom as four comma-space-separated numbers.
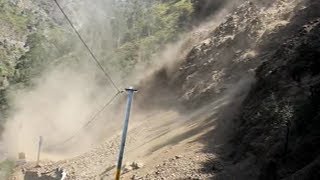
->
36, 136, 43, 167
115, 87, 137, 180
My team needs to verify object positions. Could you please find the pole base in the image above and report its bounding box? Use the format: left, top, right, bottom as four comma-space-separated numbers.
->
115, 168, 121, 180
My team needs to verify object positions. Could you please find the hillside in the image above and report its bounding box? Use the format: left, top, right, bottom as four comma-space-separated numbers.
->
1, 0, 320, 180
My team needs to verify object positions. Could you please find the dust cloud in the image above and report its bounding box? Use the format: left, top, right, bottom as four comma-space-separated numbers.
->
2, 65, 122, 160
1, 0, 124, 160
1, 0, 251, 162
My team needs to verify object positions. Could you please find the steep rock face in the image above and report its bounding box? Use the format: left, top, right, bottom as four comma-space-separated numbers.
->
191, 0, 235, 19
139, 0, 302, 110
140, 0, 320, 179
232, 0, 320, 179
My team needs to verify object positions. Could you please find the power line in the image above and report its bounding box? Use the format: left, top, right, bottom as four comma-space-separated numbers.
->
53, 0, 121, 93
44, 91, 123, 149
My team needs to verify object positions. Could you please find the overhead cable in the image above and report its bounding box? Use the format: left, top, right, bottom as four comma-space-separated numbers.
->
45, 91, 123, 149
53, 0, 121, 92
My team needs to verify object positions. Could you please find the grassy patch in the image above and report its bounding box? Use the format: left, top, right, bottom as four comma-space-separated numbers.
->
0, 160, 14, 180
0, 0, 30, 37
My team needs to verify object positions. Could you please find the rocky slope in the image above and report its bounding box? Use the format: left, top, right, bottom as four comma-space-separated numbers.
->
133, 0, 320, 179
139, 0, 302, 110
231, 0, 320, 179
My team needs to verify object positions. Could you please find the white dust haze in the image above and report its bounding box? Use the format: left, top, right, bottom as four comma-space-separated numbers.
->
1, 0, 249, 161
2, 0, 124, 160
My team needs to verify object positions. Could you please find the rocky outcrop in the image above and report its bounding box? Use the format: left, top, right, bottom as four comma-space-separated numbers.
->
139, 0, 302, 110
231, 1, 320, 179
139, 0, 320, 179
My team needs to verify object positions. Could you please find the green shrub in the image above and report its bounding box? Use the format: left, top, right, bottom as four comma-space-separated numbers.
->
0, 160, 14, 180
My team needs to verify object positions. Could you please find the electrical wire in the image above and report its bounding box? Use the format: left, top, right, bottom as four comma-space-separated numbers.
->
44, 91, 123, 149
53, 0, 121, 93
